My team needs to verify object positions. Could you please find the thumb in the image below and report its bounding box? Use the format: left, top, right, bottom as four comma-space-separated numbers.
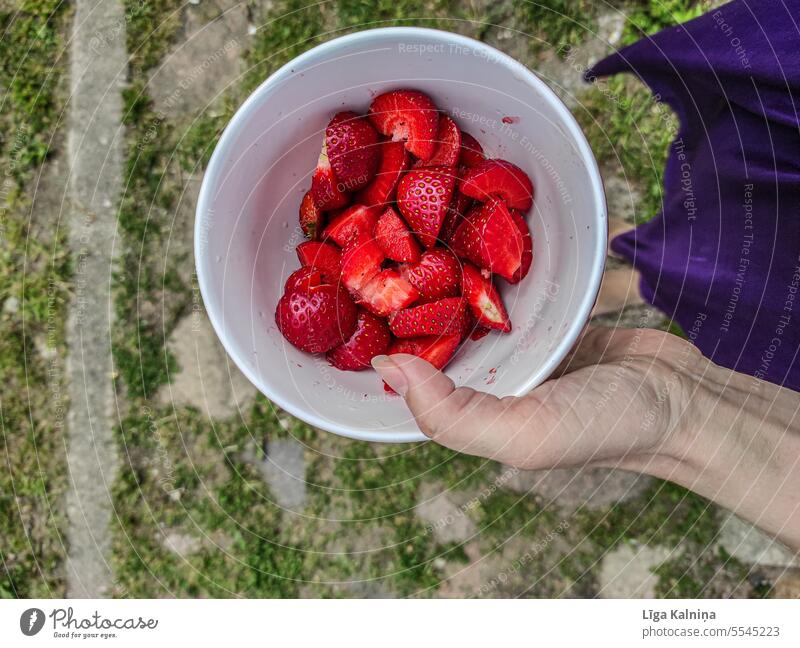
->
371, 354, 516, 460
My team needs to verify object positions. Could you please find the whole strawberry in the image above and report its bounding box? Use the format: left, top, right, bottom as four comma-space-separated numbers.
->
275, 282, 357, 353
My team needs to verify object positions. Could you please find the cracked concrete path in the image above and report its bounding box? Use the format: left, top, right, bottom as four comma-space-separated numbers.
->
65, 0, 126, 598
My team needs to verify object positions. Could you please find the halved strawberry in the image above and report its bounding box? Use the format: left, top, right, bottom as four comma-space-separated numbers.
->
355, 140, 410, 207
508, 209, 533, 284
396, 167, 456, 248
358, 269, 418, 317
440, 186, 473, 245
296, 241, 342, 283
459, 132, 485, 168
311, 145, 350, 209
460, 159, 533, 211
416, 115, 461, 167
299, 190, 324, 240
326, 111, 380, 191
402, 248, 461, 302
275, 282, 358, 353
374, 206, 421, 263
284, 266, 324, 293
388, 334, 461, 370
368, 89, 439, 160
461, 263, 511, 332
341, 236, 384, 293
388, 297, 466, 338
323, 204, 380, 247
327, 309, 391, 371
451, 199, 524, 281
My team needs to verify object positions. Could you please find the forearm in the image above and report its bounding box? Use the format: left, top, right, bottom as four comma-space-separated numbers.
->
657, 358, 800, 552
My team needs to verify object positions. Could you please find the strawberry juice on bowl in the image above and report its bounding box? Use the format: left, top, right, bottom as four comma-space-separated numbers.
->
194, 27, 607, 443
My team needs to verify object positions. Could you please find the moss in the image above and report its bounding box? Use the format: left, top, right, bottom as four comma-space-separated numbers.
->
621, 0, 715, 45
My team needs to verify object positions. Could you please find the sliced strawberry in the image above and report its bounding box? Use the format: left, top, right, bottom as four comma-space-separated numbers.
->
325, 111, 380, 191
355, 141, 410, 208
470, 326, 491, 341
341, 236, 384, 294
388, 334, 461, 370
451, 199, 524, 281
396, 167, 456, 248
388, 297, 466, 338
459, 132, 485, 168
323, 204, 380, 247
368, 89, 439, 160
311, 145, 350, 209
440, 186, 473, 245
358, 269, 418, 317
461, 263, 511, 332
402, 248, 461, 302
284, 266, 324, 293
327, 309, 391, 371
460, 159, 533, 211
275, 282, 358, 353
374, 206, 421, 263
508, 209, 533, 284
299, 190, 324, 240
416, 115, 461, 167
296, 241, 342, 283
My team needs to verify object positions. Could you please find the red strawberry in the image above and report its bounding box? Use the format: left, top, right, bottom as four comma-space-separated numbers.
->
388, 297, 467, 338
284, 266, 323, 293
325, 111, 380, 191
460, 159, 533, 211
355, 140, 410, 208
416, 115, 461, 167
311, 146, 350, 209
299, 190, 324, 240
458, 132, 485, 168
461, 263, 511, 332
323, 204, 380, 247
275, 282, 358, 353
296, 241, 342, 283
508, 209, 533, 284
374, 206, 421, 263
327, 309, 391, 371
451, 199, 524, 281
402, 248, 461, 302
396, 167, 456, 248
368, 89, 439, 160
440, 186, 473, 245
341, 236, 384, 293
470, 326, 491, 341
358, 269, 418, 317
388, 334, 461, 370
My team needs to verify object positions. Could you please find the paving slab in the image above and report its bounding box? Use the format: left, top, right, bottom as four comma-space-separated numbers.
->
415, 482, 477, 545
255, 437, 308, 510
718, 513, 800, 568
598, 543, 675, 598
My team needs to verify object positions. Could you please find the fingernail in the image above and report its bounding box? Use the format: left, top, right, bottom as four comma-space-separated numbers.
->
371, 355, 409, 397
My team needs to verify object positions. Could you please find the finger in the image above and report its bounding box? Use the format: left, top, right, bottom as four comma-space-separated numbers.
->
371, 353, 524, 462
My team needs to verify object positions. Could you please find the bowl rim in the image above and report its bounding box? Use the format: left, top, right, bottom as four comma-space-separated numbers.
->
195, 25, 608, 444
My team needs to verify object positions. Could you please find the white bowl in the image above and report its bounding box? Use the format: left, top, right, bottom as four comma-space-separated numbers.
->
195, 27, 606, 444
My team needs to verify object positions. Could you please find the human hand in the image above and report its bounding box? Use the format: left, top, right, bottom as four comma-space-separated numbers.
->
371, 326, 702, 472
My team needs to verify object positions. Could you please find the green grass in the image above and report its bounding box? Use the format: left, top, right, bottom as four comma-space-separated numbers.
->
0, 0, 71, 597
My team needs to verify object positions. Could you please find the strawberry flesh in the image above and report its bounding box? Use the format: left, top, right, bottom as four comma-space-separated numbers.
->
451, 199, 524, 281
508, 209, 533, 284
355, 140, 410, 207
388, 297, 467, 338
296, 241, 342, 283
388, 334, 461, 370
440, 185, 473, 245
459, 132, 485, 168
275, 283, 358, 353
460, 159, 533, 211
323, 204, 380, 247
358, 269, 418, 317
311, 146, 350, 209
299, 190, 324, 240
368, 90, 439, 160
396, 167, 456, 248
341, 235, 384, 294
417, 115, 461, 167
325, 111, 380, 191
461, 262, 511, 332
402, 248, 461, 302
327, 309, 391, 370
374, 206, 421, 263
